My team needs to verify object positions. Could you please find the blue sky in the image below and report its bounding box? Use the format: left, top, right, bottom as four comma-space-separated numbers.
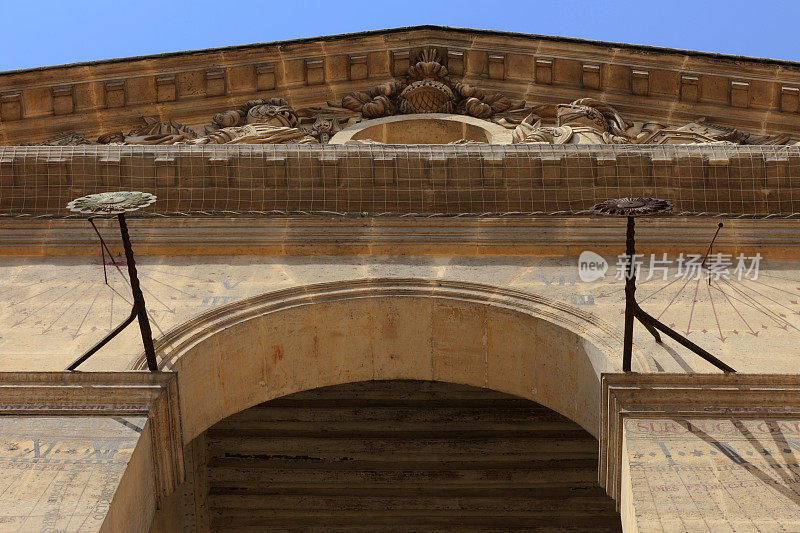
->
1, 1, 798, 71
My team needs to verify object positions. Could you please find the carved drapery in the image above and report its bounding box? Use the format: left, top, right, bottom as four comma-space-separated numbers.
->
184, 98, 318, 144
96, 116, 198, 145
511, 98, 792, 146
26, 131, 96, 146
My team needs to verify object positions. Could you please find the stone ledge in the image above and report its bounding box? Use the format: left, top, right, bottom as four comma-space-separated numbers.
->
0, 371, 173, 415
1, 216, 799, 258
600, 373, 800, 502
0, 370, 184, 506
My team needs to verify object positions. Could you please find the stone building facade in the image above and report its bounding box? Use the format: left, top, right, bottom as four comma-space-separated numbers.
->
1, 26, 800, 531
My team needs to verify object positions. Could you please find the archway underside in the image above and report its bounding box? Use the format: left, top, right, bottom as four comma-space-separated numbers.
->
153, 380, 620, 532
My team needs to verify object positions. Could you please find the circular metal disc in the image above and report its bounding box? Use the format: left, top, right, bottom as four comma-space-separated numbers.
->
590, 197, 673, 217
66, 191, 157, 215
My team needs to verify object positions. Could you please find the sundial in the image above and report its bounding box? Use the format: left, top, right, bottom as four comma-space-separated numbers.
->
64, 191, 158, 371
0, 261, 213, 337
595, 257, 800, 338
590, 197, 735, 373
585, 220, 800, 370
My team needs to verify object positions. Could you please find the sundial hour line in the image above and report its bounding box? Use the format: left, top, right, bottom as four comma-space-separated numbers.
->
72, 288, 104, 340
684, 276, 703, 336
656, 276, 694, 321
41, 284, 97, 334
725, 278, 798, 321
746, 277, 800, 299
706, 282, 726, 342
7, 283, 81, 309
11, 283, 89, 328
717, 280, 797, 331
712, 283, 758, 336
138, 273, 198, 298
139, 284, 175, 314
638, 276, 683, 304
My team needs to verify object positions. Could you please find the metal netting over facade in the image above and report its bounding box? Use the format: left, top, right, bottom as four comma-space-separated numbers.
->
1, 144, 799, 218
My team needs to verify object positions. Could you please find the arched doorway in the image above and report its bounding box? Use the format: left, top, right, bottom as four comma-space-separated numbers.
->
120, 279, 639, 531
153, 380, 620, 531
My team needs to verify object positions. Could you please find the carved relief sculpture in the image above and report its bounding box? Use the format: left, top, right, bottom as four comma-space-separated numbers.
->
512, 98, 791, 146
28, 131, 96, 146
97, 116, 198, 145
28, 52, 795, 147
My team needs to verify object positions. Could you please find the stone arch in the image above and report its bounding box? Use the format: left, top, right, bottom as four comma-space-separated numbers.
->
132, 279, 643, 441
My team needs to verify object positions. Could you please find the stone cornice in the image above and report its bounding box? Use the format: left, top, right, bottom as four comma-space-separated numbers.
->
1, 216, 799, 258
600, 373, 800, 503
3, 27, 800, 143
8, 26, 800, 77
0, 371, 173, 415
0, 370, 185, 504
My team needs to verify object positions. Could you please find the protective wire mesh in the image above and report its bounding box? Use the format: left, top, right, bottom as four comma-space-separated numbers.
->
0, 143, 798, 218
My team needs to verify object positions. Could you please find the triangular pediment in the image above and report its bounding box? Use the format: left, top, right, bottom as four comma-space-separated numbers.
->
2, 26, 800, 145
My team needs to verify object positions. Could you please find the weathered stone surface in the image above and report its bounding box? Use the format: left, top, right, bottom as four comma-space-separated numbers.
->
0, 416, 145, 531
623, 417, 800, 531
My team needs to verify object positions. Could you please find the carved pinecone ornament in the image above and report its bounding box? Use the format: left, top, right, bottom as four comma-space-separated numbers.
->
397, 49, 455, 114
398, 81, 455, 114
341, 49, 520, 120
